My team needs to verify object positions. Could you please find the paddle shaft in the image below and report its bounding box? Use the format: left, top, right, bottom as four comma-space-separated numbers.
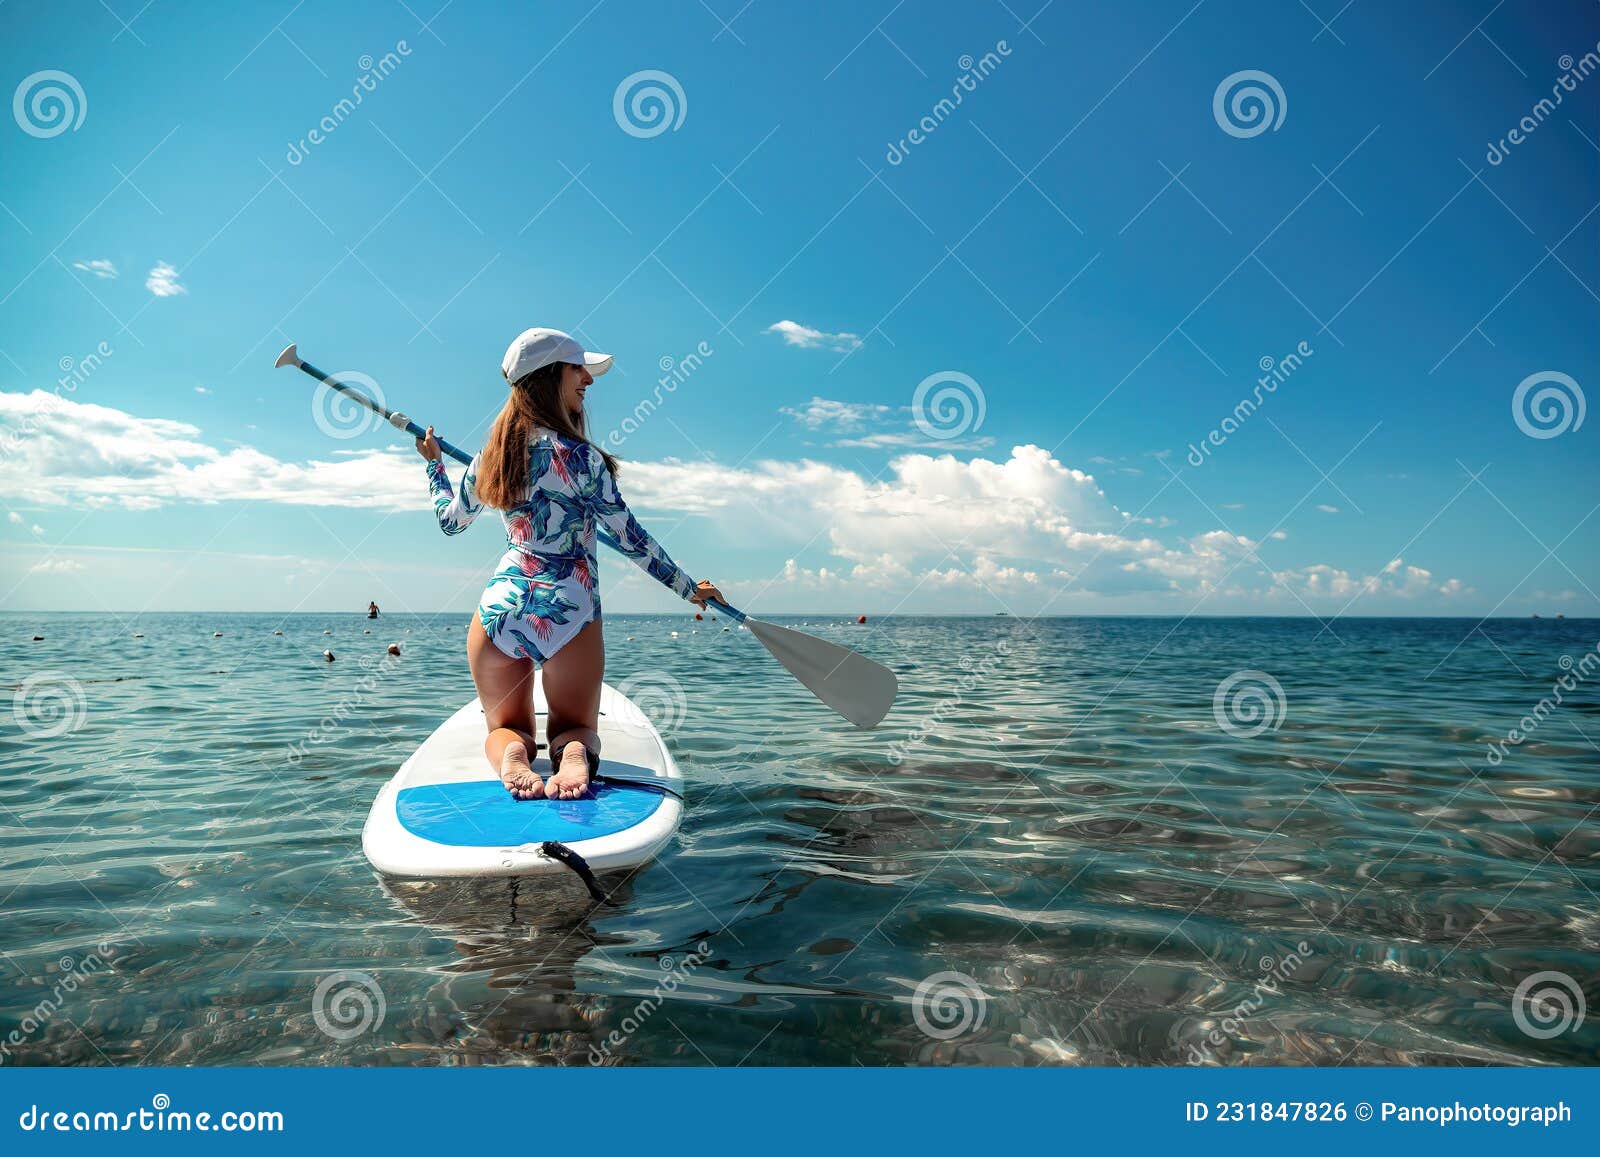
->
292, 356, 475, 467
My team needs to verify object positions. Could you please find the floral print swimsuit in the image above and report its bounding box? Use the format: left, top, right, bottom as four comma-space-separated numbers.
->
425, 428, 699, 662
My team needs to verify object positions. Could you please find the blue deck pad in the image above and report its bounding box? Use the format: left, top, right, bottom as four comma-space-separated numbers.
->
397, 773, 668, 847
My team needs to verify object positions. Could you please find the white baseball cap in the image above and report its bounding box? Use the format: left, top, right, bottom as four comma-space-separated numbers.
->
501, 327, 613, 383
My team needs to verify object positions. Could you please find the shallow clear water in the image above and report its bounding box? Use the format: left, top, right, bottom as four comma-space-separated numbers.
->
2, 612, 1597, 1067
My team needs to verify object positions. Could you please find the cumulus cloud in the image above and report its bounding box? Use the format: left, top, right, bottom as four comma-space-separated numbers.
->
764, 319, 862, 352
0, 389, 1471, 611
72, 259, 118, 279
28, 558, 83, 574
146, 261, 186, 297
1269, 557, 1472, 602
0, 389, 416, 512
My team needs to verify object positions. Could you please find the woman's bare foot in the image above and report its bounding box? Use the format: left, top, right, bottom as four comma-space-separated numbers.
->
546, 741, 593, 800
499, 740, 544, 800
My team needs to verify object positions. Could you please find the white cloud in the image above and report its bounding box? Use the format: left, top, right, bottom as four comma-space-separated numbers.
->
834, 429, 994, 451
764, 319, 862, 352
779, 397, 891, 431
28, 558, 82, 574
72, 259, 118, 280
0, 389, 416, 512
7, 511, 21, 524
146, 261, 186, 297
1316, 503, 1339, 513
194, 386, 211, 394
1270, 558, 1471, 603
0, 389, 1470, 611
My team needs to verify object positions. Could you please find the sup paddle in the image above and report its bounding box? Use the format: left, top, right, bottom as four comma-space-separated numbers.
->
276, 344, 899, 729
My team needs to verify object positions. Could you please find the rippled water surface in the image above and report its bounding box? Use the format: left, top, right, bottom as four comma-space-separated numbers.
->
2, 612, 1597, 1066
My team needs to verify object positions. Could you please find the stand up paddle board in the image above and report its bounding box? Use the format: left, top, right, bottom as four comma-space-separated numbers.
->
363, 675, 683, 882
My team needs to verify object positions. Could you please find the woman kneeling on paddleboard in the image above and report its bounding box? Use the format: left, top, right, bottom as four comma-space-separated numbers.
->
414, 326, 722, 802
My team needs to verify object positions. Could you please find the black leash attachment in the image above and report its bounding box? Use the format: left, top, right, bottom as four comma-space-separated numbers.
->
539, 840, 618, 906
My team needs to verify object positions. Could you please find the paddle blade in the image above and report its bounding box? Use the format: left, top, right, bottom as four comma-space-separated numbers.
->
745, 618, 897, 729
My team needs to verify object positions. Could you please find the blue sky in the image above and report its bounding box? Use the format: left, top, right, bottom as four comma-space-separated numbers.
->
1, 0, 1595, 616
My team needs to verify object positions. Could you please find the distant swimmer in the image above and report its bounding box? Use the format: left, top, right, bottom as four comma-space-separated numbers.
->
367, 601, 380, 619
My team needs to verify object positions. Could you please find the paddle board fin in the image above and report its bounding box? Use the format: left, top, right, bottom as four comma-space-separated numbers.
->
540, 840, 618, 906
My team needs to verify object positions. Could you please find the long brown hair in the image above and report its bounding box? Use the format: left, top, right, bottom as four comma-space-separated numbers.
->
475, 362, 620, 509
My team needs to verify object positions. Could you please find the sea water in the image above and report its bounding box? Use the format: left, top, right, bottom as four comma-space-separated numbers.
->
1, 612, 1596, 1066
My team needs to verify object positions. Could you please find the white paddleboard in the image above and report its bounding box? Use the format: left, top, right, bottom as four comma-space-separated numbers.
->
362, 676, 683, 879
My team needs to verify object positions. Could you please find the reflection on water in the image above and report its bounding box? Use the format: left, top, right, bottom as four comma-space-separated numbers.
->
1, 613, 1597, 1066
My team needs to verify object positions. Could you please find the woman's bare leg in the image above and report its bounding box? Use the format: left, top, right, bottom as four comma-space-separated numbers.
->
543, 616, 604, 799
467, 616, 543, 799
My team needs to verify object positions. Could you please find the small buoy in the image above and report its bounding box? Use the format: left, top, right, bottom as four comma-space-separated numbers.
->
694, 612, 703, 621
363, 629, 371, 634
32, 634, 44, 641
386, 643, 401, 656
323, 630, 332, 636
722, 627, 730, 632
627, 636, 635, 641
857, 615, 867, 624
323, 650, 335, 662
670, 631, 679, 638
133, 633, 144, 638
213, 631, 224, 637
